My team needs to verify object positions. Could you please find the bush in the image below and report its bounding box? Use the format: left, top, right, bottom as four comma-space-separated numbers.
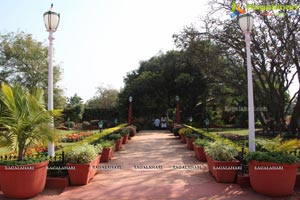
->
108, 133, 122, 141
178, 128, 193, 136
65, 144, 98, 164
82, 121, 91, 130
246, 151, 299, 164
121, 127, 130, 136
100, 140, 114, 148
185, 132, 201, 139
194, 138, 210, 147
205, 141, 238, 161
65, 121, 75, 129
94, 143, 103, 154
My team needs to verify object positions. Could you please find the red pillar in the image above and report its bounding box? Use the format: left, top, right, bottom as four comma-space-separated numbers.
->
176, 102, 181, 124
128, 102, 132, 125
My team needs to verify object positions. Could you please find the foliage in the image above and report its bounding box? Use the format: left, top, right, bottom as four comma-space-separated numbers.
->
119, 50, 207, 123
86, 85, 119, 109
256, 136, 300, 154
100, 140, 114, 148
0, 157, 48, 166
82, 121, 91, 130
121, 127, 130, 136
246, 151, 299, 164
194, 138, 211, 147
94, 143, 103, 154
0, 32, 66, 108
185, 132, 200, 139
0, 83, 55, 161
64, 121, 75, 129
205, 141, 238, 161
82, 107, 119, 123
65, 144, 98, 164
178, 128, 193, 136
108, 133, 122, 141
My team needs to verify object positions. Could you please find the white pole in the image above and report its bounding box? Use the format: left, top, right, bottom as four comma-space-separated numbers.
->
48, 31, 55, 157
245, 31, 255, 152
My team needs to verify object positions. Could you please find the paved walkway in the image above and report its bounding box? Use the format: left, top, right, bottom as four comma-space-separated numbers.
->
1, 130, 299, 199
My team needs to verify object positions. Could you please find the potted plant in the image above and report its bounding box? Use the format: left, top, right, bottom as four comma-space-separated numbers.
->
65, 144, 100, 185
0, 83, 55, 198
205, 141, 240, 183
100, 140, 115, 162
193, 138, 210, 161
178, 128, 192, 144
246, 136, 300, 197
121, 128, 130, 144
109, 133, 123, 151
128, 125, 137, 138
185, 133, 200, 150
172, 124, 183, 138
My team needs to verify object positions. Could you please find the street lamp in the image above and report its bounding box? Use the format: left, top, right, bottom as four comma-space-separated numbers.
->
44, 4, 60, 157
128, 96, 133, 125
238, 13, 255, 152
175, 95, 181, 124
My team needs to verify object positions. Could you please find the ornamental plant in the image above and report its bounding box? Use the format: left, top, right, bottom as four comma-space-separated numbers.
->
246, 151, 299, 164
65, 144, 98, 164
100, 140, 114, 148
205, 141, 238, 161
108, 133, 122, 141
0, 83, 55, 162
121, 128, 130, 136
194, 138, 211, 147
185, 132, 200, 139
178, 128, 193, 136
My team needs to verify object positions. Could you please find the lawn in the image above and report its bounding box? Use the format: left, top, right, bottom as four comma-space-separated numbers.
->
204, 128, 262, 136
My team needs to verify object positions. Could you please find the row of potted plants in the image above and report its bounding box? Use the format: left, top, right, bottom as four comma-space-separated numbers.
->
172, 124, 300, 197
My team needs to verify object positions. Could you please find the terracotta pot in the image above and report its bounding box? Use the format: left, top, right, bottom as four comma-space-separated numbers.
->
212, 160, 240, 183
115, 138, 123, 151
45, 176, 69, 189
186, 138, 196, 150
237, 174, 250, 187
122, 134, 129, 144
0, 160, 49, 198
180, 135, 186, 143
206, 155, 214, 176
193, 144, 207, 162
249, 160, 298, 197
100, 147, 113, 162
66, 155, 100, 185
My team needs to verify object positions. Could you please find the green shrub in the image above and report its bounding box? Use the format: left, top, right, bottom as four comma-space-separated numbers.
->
194, 138, 210, 147
65, 121, 75, 129
94, 143, 103, 154
82, 121, 90, 130
108, 133, 122, 141
246, 151, 299, 164
185, 132, 200, 139
100, 140, 114, 148
65, 144, 98, 164
121, 128, 130, 136
178, 128, 193, 136
205, 141, 238, 161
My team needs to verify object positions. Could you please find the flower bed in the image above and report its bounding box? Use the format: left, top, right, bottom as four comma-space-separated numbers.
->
60, 132, 93, 142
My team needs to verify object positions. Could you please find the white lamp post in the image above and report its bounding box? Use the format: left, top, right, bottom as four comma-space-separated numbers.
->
43, 4, 60, 157
238, 13, 255, 152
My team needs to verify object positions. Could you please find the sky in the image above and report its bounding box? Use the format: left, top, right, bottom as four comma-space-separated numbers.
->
0, 0, 211, 102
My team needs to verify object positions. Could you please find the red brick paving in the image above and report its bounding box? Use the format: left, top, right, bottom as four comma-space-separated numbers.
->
0, 130, 299, 200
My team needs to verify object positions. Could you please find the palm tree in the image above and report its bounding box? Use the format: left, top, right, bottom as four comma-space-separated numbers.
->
0, 83, 55, 161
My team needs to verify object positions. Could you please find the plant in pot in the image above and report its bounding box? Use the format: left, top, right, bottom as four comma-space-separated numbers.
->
178, 128, 192, 144
128, 125, 137, 138
205, 141, 240, 183
193, 138, 211, 162
0, 83, 56, 198
185, 132, 200, 150
109, 133, 123, 151
100, 140, 115, 162
65, 144, 100, 185
246, 136, 300, 197
121, 128, 130, 144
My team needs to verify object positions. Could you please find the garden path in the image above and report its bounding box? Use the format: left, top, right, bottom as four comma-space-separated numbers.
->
2, 130, 299, 200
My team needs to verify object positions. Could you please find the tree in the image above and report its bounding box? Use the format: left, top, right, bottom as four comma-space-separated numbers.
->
86, 85, 119, 109
64, 93, 84, 124
0, 32, 66, 109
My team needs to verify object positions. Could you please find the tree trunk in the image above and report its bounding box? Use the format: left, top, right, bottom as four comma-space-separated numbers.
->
289, 93, 300, 133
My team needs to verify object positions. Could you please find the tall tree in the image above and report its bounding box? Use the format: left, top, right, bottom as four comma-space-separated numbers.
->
86, 85, 119, 109
0, 32, 66, 109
